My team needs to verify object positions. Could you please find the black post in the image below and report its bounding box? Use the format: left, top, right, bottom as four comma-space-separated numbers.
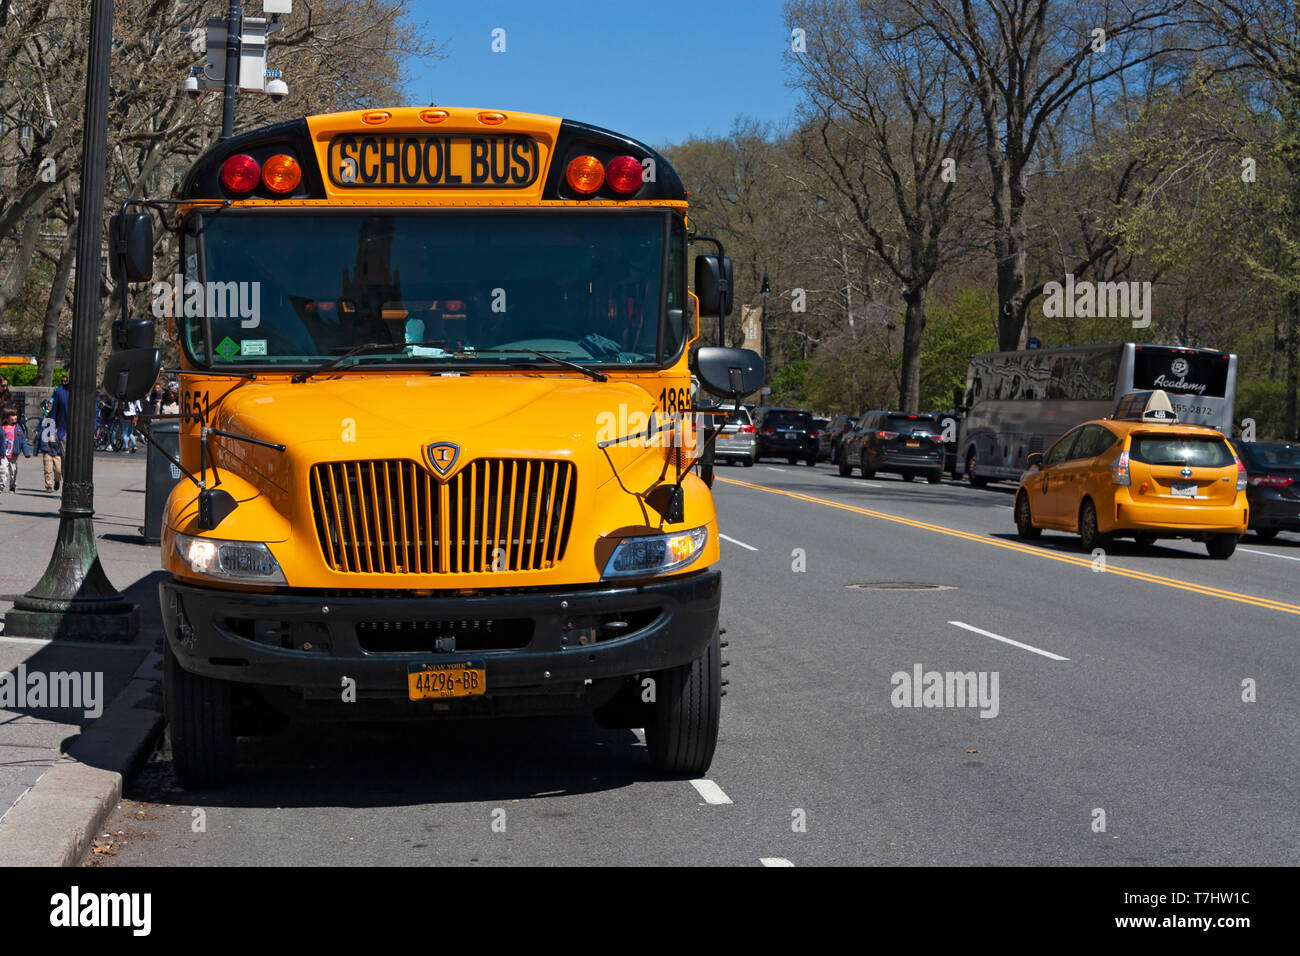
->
6, 0, 139, 641
220, 0, 243, 140
760, 271, 770, 360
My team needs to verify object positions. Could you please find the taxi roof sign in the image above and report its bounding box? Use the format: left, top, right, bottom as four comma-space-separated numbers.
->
1112, 389, 1179, 424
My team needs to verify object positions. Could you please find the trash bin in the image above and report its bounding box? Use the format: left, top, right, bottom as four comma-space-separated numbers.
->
141, 420, 181, 543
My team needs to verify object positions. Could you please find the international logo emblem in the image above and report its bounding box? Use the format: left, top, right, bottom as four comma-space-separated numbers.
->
426, 442, 460, 478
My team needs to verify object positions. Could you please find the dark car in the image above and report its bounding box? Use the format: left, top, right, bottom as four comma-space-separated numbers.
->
818, 413, 858, 462
839, 410, 945, 482
754, 407, 819, 465
1236, 441, 1300, 540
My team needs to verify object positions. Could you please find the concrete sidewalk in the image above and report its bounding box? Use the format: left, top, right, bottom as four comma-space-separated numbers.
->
0, 450, 166, 865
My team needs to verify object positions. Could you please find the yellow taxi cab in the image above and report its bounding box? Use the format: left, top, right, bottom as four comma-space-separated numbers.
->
1013, 390, 1248, 558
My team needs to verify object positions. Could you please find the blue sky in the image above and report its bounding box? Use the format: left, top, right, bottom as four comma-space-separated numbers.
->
404, 0, 801, 148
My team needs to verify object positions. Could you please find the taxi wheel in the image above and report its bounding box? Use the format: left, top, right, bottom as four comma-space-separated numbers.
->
645, 627, 721, 776
1206, 534, 1238, 560
1078, 499, 1110, 552
1134, 533, 1158, 548
163, 641, 235, 789
1014, 492, 1041, 539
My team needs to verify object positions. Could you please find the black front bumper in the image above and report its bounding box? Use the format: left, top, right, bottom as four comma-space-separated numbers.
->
160, 570, 720, 701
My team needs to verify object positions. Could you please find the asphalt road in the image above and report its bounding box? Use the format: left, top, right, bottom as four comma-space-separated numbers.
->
92, 461, 1300, 866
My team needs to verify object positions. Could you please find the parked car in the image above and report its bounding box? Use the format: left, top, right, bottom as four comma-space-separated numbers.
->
818, 414, 857, 462
839, 411, 945, 482
1236, 440, 1300, 540
1012, 390, 1247, 558
715, 406, 758, 466
754, 407, 818, 465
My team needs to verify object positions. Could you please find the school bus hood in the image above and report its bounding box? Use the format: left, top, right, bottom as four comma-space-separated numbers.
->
209, 374, 667, 480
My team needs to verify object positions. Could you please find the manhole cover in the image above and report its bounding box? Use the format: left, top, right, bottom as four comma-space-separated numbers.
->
846, 582, 957, 591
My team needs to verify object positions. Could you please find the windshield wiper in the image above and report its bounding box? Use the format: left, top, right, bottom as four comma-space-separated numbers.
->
452, 348, 607, 382
291, 340, 447, 383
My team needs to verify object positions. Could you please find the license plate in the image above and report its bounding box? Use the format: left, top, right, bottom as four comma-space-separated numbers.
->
408, 661, 486, 699
906, 441, 920, 447
1171, 481, 1197, 498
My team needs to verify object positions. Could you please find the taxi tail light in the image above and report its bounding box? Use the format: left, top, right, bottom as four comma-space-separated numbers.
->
1236, 457, 1248, 491
220, 154, 260, 194
606, 155, 642, 195
1250, 474, 1294, 487
1111, 450, 1131, 486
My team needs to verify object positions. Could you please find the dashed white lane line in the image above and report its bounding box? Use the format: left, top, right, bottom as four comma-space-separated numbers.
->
690, 779, 733, 804
948, 620, 1069, 661
761, 857, 795, 867
763, 466, 787, 473
1239, 546, 1300, 563
718, 533, 758, 551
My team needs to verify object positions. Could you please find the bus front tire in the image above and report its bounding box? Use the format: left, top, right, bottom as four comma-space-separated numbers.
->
164, 641, 235, 789
645, 628, 721, 776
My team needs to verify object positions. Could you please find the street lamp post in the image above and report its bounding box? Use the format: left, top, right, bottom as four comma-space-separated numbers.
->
760, 271, 771, 360
6, 0, 138, 641
220, 0, 243, 140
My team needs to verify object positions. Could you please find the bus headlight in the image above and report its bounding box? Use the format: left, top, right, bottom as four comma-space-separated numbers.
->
603, 527, 708, 578
175, 533, 287, 584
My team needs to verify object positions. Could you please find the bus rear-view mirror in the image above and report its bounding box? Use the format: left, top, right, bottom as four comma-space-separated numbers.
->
693, 346, 764, 398
110, 212, 154, 282
694, 255, 733, 319
102, 348, 162, 402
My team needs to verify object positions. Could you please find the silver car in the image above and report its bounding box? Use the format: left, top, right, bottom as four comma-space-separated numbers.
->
714, 407, 757, 467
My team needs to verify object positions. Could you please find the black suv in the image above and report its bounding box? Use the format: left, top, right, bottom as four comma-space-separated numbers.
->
755, 407, 819, 465
1236, 441, 1300, 540
839, 411, 945, 482
818, 413, 858, 462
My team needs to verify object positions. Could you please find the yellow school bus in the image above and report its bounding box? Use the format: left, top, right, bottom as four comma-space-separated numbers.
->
104, 107, 762, 786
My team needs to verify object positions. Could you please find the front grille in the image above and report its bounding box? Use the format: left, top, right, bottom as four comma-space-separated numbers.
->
310, 458, 576, 575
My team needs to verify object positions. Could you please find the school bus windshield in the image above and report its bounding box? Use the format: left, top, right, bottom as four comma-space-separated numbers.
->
184, 210, 686, 368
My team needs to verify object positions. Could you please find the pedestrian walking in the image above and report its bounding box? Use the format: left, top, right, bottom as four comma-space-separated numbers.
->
37, 402, 62, 492
147, 383, 164, 416
0, 374, 11, 410
121, 397, 141, 453
1, 405, 32, 493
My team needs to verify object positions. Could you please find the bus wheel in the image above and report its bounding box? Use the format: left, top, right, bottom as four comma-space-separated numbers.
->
1014, 492, 1041, 539
1206, 534, 1238, 560
163, 641, 235, 788
966, 451, 988, 488
645, 627, 721, 776
1078, 499, 1110, 552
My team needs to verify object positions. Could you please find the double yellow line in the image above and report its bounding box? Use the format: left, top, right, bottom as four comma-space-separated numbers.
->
718, 476, 1300, 617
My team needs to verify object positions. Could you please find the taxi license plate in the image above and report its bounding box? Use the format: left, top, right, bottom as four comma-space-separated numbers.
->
906, 441, 920, 447
1171, 481, 1197, 497
408, 662, 486, 700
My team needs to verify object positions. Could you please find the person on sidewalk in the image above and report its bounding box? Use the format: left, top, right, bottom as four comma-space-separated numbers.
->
51, 367, 70, 470
121, 397, 141, 453
1, 405, 32, 493
37, 403, 62, 492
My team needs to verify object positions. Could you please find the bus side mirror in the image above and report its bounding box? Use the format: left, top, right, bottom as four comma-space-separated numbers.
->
110, 212, 154, 282
112, 317, 156, 351
693, 346, 764, 398
694, 255, 733, 320
102, 348, 162, 402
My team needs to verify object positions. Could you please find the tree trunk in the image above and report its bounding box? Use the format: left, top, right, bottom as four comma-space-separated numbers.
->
36, 221, 77, 385
899, 289, 925, 413
1287, 291, 1298, 441
0, 194, 51, 320
996, 164, 1030, 351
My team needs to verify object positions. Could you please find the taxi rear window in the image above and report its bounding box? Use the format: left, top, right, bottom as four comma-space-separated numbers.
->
1129, 435, 1233, 468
